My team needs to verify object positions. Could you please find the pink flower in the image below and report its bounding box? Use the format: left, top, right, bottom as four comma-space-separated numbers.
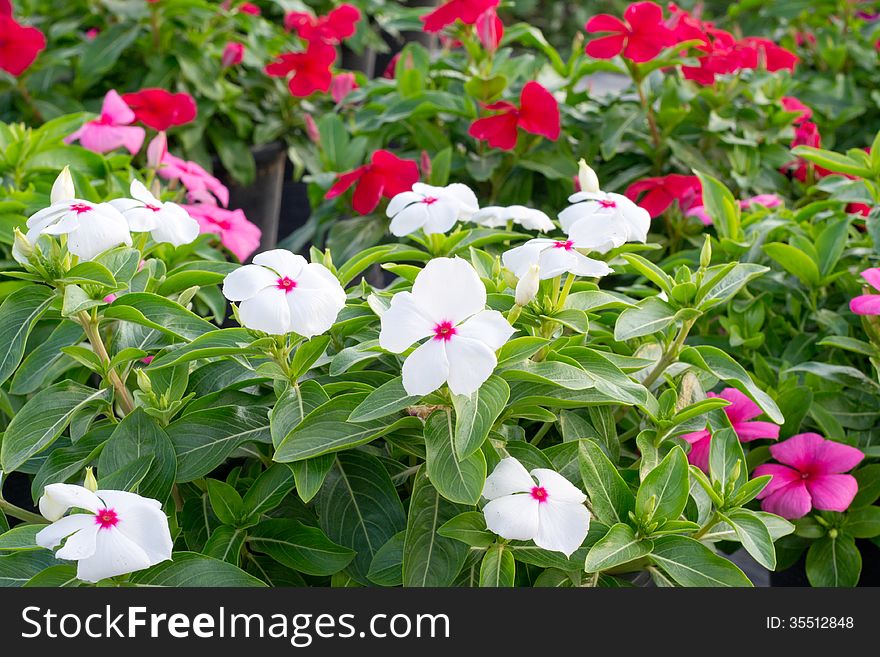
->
64, 90, 145, 155
182, 201, 261, 262
475, 7, 503, 52
685, 205, 712, 226
238, 2, 260, 15
780, 96, 812, 125
222, 41, 244, 67
383, 53, 401, 79
740, 194, 782, 210
146, 132, 167, 168
850, 268, 880, 315
85, 28, 99, 40
331, 72, 358, 103
585, 1, 676, 63
304, 114, 320, 143
754, 433, 863, 519
740, 37, 799, 72
157, 151, 230, 207
122, 88, 197, 131
682, 388, 781, 472
141, 356, 154, 364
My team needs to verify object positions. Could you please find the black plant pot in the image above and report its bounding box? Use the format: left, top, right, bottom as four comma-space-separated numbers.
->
2, 471, 37, 528
277, 160, 312, 247
215, 141, 287, 256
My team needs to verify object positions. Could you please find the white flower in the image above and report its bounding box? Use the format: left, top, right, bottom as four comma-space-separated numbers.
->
222, 249, 346, 337
558, 191, 650, 253
471, 205, 555, 232
386, 183, 478, 237
482, 457, 591, 557
577, 158, 600, 194
110, 180, 199, 247
515, 264, 540, 306
502, 237, 612, 281
18, 167, 132, 262
379, 257, 514, 396
35, 483, 172, 583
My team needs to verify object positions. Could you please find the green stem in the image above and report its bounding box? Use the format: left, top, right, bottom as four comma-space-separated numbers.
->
530, 421, 553, 446
641, 316, 698, 389
0, 497, 47, 524
78, 312, 136, 415
557, 273, 576, 311
692, 511, 721, 541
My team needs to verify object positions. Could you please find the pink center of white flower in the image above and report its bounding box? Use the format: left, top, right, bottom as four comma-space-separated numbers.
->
145, 203, 162, 212
553, 240, 574, 250
530, 486, 549, 503
421, 197, 439, 205
598, 199, 617, 209
276, 277, 297, 293
94, 508, 119, 530
432, 321, 457, 341
70, 203, 93, 214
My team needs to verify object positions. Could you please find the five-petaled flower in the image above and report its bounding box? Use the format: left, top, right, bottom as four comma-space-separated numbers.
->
0, 13, 45, 76
223, 249, 346, 336
379, 257, 514, 396
17, 167, 131, 263
420, 0, 499, 33
471, 205, 554, 232
386, 183, 478, 236
502, 237, 612, 282
284, 4, 361, 43
559, 189, 651, 253
624, 174, 703, 219
110, 180, 200, 247
182, 200, 261, 262
850, 268, 880, 315
325, 149, 420, 215
121, 88, 197, 132
265, 40, 336, 98
65, 90, 145, 155
754, 433, 864, 519
482, 457, 591, 556
681, 388, 780, 472
468, 81, 560, 151
155, 146, 230, 208
585, 1, 675, 63
35, 483, 173, 583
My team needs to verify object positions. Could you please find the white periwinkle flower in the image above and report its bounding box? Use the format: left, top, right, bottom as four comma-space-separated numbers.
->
502, 237, 612, 281
18, 167, 132, 262
379, 257, 514, 396
471, 205, 555, 232
386, 183, 478, 237
558, 189, 650, 253
111, 180, 200, 247
482, 457, 591, 557
35, 483, 172, 583
222, 249, 346, 337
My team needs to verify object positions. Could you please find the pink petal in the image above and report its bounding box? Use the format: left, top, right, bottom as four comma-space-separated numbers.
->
850, 294, 880, 315
624, 1, 663, 30
768, 432, 826, 471
100, 89, 136, 125
812, 440, 864, 475
753, 464, 801, 498
861, 267, 880, 292
682, 430, 710, 472
714, 387, 762, 423
733, 420, 780, 442
759, 480, 812, 519
805, 474, 858, 512
585, 14, 627, 34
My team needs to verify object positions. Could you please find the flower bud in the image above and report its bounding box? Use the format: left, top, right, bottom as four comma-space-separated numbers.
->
700, 235, 712, 268
51, 166, 75, 204
304, 114, 320, 144
13, 227, 33, 262
136, 368, 153, 394
515, 264, 541, 306
83, 467, 98, 492
147, 132, 167, 169
577, 159, 600, 194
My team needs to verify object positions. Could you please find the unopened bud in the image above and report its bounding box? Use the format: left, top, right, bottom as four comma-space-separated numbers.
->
515, 264, 541, 306
136, 368, 153, 394
51, 166, 75, 204
83, 467, 98, 492
577, 159, 600, 193
304, 114, 320, 144
13, 227, 33, 262
700, 235, 712, 268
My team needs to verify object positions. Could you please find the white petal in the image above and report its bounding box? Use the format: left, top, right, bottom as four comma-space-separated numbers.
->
35, 514, 97, 549
389, 202, 429, 237
55, 522, 100, 560
379, 291, 435, 353
111, 199, 157, 232
538, 247, 578, 279
150, 203, 200, 246
401, 338, 449, 396
444, 334, 497, 396
512, 207, 554, 232
286, 285, 346, 338
565, 213, 628, 254
535, 500, 591, 556
456, 309, 514, 351
386, 191, 422, 217
39, 484, 102, 521
75, 528, 153, 583
26, 204, 67, 232
501, 240, 554, 277
421, 200, 459, 235
483, 457, 535, 499
411, 257, 486, 325
51, 167, 75, 204
559, 250, 612, 277
238, 287, 291, 335
613, 193, 651, 242
129, 179, 157, 205
471, 206, 507, 228
441, 183, 479, 218
222, 264, 277, 301
64, 205, 132, 261
253, 249, 306, 279
483, 494, 540, 541
532, 469, 587, 504
98, 490, 172, 564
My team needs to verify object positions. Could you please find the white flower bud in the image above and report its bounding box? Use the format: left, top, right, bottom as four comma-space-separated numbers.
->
577, 159, 600, 194
51, 166, 75, 204
515, 264, 541, 306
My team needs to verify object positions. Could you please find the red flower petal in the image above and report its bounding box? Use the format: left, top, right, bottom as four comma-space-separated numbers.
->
122, 88, 197, 131
351, 169, 385, 215
517, 81, 560, 141
585, 33, 627, 59
469, 111, 520, 150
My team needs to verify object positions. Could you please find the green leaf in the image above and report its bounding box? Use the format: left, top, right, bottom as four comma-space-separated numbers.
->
438, 511, 495, 548
696, 171, 742, 241
452, 375, 509, 459
479, 544, 515, 587
367, 531, 406, 586
696, 263, 768, 311
289, 335, 331, 379
147, 328, 257, 369
130, 552, 266, 587
424, 411, 486, 505
78, 23, 140, 84
0, 285, 55, 387
723, 508, 776, 570
578, 440, 635, 526
614, 297, 677, 340
104, 293, 215, 341
241, 464, 295, 521
203, 526, 246, 565
805, 534, 861, 587
791, 145, 873, 178
502, 361, 595, 390
290, 455, 334, 504
317, 452, 406, 585
636, 446, 689, 522
621, 254, 674, 295
248, 519, 355, 576
61, 261, 116, 288
763, 242, 820, 287
348, 376, 420, 422
98, 455, 152, 492
650, 535, 752, 587
10, 321, 82, 395
584, 523, 653, 572
814, 217, 849, 278
0, 551, 59, 587
206, 479, 245, 526
0, 525, 43, 551
270, 380, 329, 449
709, 427, 748, 494
844, 506, 880, 539
402, 469, 468, 587
1, 382, 110, 473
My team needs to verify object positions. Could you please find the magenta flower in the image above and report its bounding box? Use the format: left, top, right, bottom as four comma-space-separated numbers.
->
64, 90, 145, 155
181, 201, 261, 262
754, 433, 864, 519
682, 388, 780, 472
850, 268, 880, 315
157, 151, 229, 208
331, 72, 358, 103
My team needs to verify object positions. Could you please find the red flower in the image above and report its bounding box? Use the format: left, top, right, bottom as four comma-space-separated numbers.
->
0, 15, 46, 76
475, 7, 503, 52
780, 96, 812, 125
741, 37, 798, 72
0, 0, 11, 15
625, 174, 702, 217
284, 4, 361, 44
468, 81, 560, 151
784, 120, 831, 182
222, 42, 244, 67
383, 53, 401, 79
420, 0, 499, 33
585, 2, 675, 63
265, 40, 336, 97
121, 88, 197, 131
238, 2, 260, 15
325, 149, 419, 215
